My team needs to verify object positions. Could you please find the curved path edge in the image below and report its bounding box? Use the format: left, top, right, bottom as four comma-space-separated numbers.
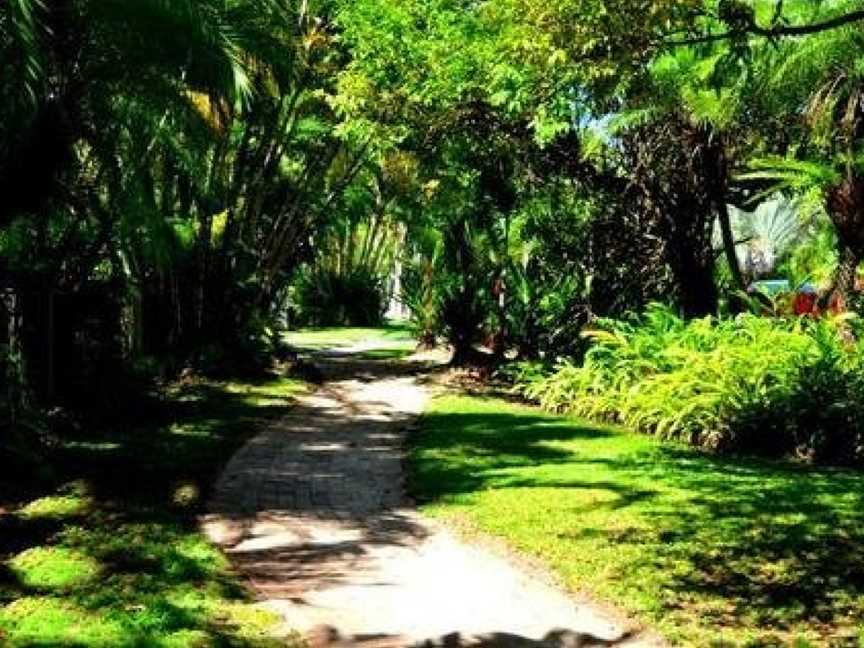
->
200, 351, 664, 648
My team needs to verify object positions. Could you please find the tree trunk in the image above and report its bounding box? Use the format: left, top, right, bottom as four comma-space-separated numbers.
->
831, 244, 860, 311
45, 291, 55, 403
4, 288, 28, 427
676, 262, 719, 318
716, 201, 746, 290
826, 175, 864, 312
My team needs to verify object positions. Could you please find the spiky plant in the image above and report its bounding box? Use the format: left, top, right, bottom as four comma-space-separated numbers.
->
739, 8, 864, 305
515, 303, 864, 464
721, 195, 804, 277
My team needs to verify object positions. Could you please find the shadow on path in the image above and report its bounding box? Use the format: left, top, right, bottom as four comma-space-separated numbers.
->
202, 348, 654, 647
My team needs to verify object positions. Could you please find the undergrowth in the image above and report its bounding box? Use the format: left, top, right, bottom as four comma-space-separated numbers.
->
510, 304, 864, 465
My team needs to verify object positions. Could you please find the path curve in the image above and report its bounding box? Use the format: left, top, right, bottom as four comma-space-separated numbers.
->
202, 348, 662, 648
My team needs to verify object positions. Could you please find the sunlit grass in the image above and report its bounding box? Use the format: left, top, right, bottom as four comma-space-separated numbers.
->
410, 394, 864, 647
10, 546, 101, 591
0, 597, 129, 648
286, 321, 415, 351
17, 482, 91, 520
352, 347, 414, 360
0, 376, 306, 647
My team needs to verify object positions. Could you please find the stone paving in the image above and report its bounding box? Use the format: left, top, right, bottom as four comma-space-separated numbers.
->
201, 347, 664, 648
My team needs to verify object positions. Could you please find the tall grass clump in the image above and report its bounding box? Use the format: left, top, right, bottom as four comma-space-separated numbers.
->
291, 267, 387, 328
514, 304, 864, 465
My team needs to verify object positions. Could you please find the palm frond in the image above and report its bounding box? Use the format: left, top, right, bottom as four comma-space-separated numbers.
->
4, 0, 48, 106
739, 156, 842, 196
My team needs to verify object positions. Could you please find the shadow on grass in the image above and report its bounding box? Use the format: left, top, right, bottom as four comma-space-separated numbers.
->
640, 450, 864, 635
409, 410, 617, 501
353, 348, 414, 361
410, 398, 864, 644
57, 379, 299, 506
0, 376, 303, 647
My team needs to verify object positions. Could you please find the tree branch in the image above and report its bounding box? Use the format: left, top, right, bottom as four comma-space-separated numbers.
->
666, 9, 864, 47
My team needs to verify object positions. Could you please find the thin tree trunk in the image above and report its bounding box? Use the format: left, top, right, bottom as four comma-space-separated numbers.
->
831, 244, 860, 311
5, 287, 27, 427
45, 290, 54, 402
717, 201, 746, 291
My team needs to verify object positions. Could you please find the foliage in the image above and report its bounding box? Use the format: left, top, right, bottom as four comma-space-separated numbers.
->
410, 393, 864, 646
721, 195, 806, 278
291, 266, 387, 328
514, 304, 864, 465
0, 376, 306, 647
400, 250, 443, 348
780, 216, 839, 288
0, 0, 370, 411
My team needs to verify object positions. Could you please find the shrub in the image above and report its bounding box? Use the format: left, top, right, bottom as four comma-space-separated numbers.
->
291, 267, 386, 328
513, 304, 864, 465
400, 258, 441, 348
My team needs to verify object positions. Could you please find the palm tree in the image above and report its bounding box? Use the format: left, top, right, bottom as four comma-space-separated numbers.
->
0, 0, 294, 409
741, 16, 864, 306
720, 195, 804, 278
632, 44, 752, 293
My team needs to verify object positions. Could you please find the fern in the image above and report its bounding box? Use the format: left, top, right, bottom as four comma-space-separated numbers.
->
513, 304, 864, 464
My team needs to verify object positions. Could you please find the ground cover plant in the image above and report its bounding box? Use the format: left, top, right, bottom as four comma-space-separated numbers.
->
511, 304, 864, 466
0, 376, 305, 648
410, 394, 864, 647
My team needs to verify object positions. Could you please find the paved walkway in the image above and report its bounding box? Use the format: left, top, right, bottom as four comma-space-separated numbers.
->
201, 347, 662, 648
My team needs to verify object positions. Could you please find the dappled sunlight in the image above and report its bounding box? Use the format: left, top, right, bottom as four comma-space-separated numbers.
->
0, 597, 130, 648
412, 395, 864, 646
199, 350, 642, 646
9, 546, 101, 591
0, 375, 308, 647
0, 483, 291, 647
17, 482, 92, 521
9, 0, 864, 645
0, 485, 290, 647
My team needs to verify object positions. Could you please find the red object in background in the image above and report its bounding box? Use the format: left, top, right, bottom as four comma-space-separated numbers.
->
828, 291, 847, 315
793, 291, 818, 316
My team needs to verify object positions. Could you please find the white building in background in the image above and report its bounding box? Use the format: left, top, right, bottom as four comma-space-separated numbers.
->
385, 239, 409, 321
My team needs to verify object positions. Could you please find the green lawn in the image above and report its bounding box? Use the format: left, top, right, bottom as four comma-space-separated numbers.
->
410, 394, 864, 647
0, 377, 306, 648
285, 321, 415, 356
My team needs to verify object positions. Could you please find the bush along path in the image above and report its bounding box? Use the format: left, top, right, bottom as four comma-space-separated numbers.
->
200, 343, 660, 648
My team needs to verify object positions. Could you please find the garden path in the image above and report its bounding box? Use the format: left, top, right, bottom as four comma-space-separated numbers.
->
201, 344, 662, 648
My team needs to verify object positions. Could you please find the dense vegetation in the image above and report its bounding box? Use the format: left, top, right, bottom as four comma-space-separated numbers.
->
7, 0, 864, 644
512, 305, 864, 464
6, 0, 864, 457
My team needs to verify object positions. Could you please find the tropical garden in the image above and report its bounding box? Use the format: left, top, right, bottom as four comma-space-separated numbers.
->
4, 0, 864, 646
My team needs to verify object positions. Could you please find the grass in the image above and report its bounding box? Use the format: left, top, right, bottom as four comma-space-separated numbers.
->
0, 376, 306, 648
285, 321, 415, 353
409, 394, 864, 647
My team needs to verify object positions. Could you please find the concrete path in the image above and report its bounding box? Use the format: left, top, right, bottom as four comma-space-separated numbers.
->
201, 348, 662, 648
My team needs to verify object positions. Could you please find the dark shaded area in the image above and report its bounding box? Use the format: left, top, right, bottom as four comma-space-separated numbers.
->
410, 401, 864, 644
306, 626, 633, 647
291, 267, 388, 328
0, 374, 303, 647
56, 379, 294, 505
409, 411, 614, 501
